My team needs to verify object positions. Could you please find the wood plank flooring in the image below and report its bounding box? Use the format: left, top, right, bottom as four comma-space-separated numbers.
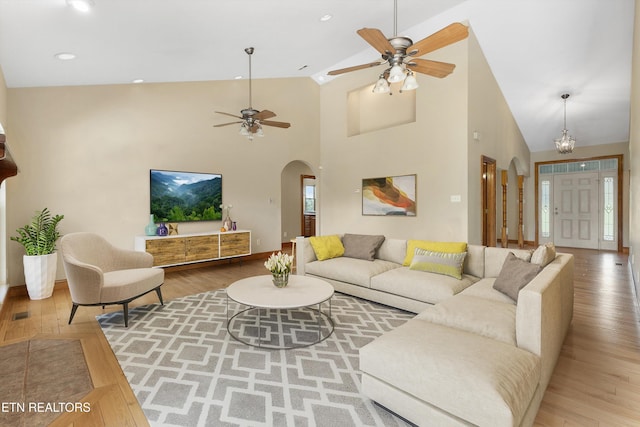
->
0, 248, 639, 426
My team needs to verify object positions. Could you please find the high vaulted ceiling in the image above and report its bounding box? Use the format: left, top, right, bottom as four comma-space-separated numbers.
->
0, 0, 634, 153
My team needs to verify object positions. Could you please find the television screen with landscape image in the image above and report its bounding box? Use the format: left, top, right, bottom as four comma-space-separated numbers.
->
150, 169, 222, 222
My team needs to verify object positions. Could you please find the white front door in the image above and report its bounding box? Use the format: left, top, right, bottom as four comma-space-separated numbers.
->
538, 159, 620, 251
553, 173, 599, 249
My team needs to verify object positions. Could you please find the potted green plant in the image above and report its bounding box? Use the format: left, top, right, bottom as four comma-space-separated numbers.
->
11, 208, 64, 300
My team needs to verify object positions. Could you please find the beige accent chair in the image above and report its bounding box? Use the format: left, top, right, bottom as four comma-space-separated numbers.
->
60, 232, 164, 327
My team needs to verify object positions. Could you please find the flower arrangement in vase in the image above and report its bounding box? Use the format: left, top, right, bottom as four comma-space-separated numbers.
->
264, 251, 294, 288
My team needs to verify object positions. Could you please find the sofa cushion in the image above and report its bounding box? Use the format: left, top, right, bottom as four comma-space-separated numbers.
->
460, 278, 517, 304
531, 242, 557, 268
402, 240, 467, 266
376, 238, 407, 264
360, 319, 541, 427
309, 235, 344, 261
484, 247, 535, 278
410, 249, 467, 279
493, 252, 542, 302
305, 257, 400, 288
464, 244, 485, 278
342, 233, 385, 261
370, 267, 479, 305
416, 294, 516, 345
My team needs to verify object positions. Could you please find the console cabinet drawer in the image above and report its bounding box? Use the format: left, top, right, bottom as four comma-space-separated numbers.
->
186, 235, 219, 261
146, 237, 186, 266
220, 232, 251, 257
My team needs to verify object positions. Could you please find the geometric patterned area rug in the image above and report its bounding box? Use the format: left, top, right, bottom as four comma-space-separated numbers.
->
97, 289, 415, 426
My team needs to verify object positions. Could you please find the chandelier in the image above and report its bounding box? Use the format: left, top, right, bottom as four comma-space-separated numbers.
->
554, 93, 576, 154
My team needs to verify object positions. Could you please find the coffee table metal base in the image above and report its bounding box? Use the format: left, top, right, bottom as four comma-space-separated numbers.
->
226, 300, 334, 350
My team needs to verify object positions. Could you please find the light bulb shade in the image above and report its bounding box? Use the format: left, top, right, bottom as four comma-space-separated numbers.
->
372, 77, 390, 94
401, 72, 419, 91
554, 129, 575, 154
239, 123, 250, 136
256, 124, 264, 137
387, 64, 405, 83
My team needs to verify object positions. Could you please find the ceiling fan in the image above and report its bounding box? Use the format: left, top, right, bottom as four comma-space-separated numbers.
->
214, 47, 291, 140
327, 0, 468, 93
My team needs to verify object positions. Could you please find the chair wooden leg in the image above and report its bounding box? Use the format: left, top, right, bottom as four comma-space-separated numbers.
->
123, 302, 129, 328
155, 286, 164, 306
68, 303, 79, 325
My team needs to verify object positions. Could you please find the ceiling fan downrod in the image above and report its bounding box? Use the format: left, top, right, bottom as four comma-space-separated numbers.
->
245, 47, 254, 110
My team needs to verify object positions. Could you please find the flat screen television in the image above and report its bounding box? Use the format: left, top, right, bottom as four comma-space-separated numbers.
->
150, 169, 223, 222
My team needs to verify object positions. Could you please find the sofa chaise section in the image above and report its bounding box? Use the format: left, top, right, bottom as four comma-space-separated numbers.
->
359, 249, 574, 426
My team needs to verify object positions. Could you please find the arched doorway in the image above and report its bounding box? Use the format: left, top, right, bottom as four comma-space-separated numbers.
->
281, 161, 317, 245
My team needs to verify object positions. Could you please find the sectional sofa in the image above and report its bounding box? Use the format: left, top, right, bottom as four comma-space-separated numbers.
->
296, 234, 574, 427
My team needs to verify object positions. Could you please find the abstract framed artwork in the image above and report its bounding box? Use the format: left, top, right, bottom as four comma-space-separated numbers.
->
362, 174, 417, 216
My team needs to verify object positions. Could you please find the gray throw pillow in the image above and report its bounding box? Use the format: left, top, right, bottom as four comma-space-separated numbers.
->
493, 252, 542, 302
342, 234, 386, 261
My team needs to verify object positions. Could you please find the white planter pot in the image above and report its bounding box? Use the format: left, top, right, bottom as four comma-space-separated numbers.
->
23, 253, 57, 300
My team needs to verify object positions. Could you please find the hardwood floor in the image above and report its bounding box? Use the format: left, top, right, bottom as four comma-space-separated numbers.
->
0, 248, 639, 426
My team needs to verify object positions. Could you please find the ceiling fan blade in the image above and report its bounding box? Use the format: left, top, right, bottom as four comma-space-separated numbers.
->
407, 23, 469, 57
327, 61, 384, 76
407, 59, 456, 78
261, 120, 291, 129
255, 110, 276, 120
213, 121, 243, 127
215, 111, 242, 119
357, 28, 395, 56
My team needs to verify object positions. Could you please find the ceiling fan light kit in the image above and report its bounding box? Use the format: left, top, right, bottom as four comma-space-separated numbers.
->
554, 93, 576, 154
214, 47, 291, 140
328, 0, 468, 95
372, 75, 391, 94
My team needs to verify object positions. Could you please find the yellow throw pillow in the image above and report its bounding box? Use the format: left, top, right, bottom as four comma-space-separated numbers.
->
403, 240, 467, 266
309, 235, 345, 261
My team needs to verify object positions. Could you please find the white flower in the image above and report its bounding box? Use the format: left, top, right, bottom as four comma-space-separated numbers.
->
264, 251, 294, 275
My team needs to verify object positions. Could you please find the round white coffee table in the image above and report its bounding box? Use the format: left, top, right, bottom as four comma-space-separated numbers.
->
226, 275, 334, 349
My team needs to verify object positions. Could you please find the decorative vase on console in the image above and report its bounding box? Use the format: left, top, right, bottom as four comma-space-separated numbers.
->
145, 214, 157, 236
156, 222, 168, 236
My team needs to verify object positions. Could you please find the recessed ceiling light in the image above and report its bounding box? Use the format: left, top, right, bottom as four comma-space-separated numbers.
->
132, 79, 144, 84
66, 0, 94, 13
320, 14, 333, 22
55, 52, 76, 61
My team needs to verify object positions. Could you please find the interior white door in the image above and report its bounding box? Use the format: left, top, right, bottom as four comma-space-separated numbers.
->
553, 173, 599, 249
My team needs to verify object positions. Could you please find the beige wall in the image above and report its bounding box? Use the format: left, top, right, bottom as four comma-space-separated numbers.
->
629, 0, 640, 297
319, 38, 468, 241
0, 65, 6, 126
318, 29, 527, 244
467, 30, 530, 245
6, 78, 320, 285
